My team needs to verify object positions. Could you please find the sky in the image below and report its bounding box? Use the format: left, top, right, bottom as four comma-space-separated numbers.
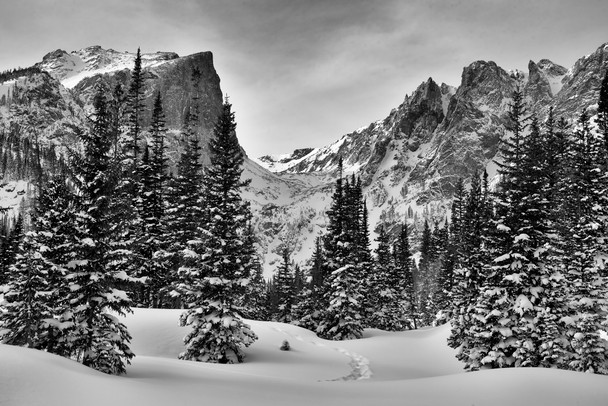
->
1, 0, 607, 159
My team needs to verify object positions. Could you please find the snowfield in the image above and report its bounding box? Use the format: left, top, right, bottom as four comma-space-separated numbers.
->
1, 308, 608, 406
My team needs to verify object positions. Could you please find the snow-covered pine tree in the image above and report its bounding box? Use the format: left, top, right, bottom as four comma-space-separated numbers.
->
559, 110, 608, 374
461, 91, 529, 370
463, 93, 562, 370
369, 224, 407, 331
0, 175, 76, 357
116, 48, 152, 307
126, 47, 144, 166
417, 219, 436, 326
63, 87, 134, 375
436, 219, 457, 325
0, 214, 23, 286
165, 69, 206, 307
317, 170, 367, 340
274, 248, 294, 322
178, 98, 257, 364
137, 92, 170, 307
367, 224, 389, 329
322, 158, 347, 275
393, 221, 416, 329
108, 83, 127, 158
239, 224, 267, 321
293, 237, 325, 330
448, 171, 489, 355
0, 229, 51, 349
531, 109, 572, 368
447, 173, 470, 332
317, 262, 365, 340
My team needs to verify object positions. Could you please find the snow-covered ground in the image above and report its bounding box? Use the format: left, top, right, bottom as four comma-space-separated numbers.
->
2, 308, 608, 406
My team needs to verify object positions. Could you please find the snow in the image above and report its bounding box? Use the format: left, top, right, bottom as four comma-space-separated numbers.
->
2, 308, 608, 406
441, 88, 453, 116
254, 150, 318, 173
547, 74, 567, 96
0, 180, 30, 217
38, 47, 176, 89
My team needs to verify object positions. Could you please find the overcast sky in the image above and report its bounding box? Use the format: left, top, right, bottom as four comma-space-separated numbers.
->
1, 0, 607, 158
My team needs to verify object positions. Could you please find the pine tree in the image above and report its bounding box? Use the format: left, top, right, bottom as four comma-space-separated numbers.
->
317, 263, 365, 340
137, 92, 170, 307
417, 219, 435, 325
0, 175, 76, 357
113, 52, 147, 306
323, 158, 347, 273
274, 248, 294, 323
178, 98, 257, 363
240, 250, 267, 321
0, 214, 23, 286
165, 69, 206, 307
238, 223, 267, 320
460, 94, 569, 370
0, 229, 51, 349
62, 87, 134, 375
369, 224, 407, 331
394, 221, 416, 329
449, 172, 488, 352
317, 167, 367, 340
295, 237, 325, 330
126, 47, 145, 166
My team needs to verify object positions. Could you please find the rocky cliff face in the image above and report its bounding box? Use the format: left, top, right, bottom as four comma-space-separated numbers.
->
0, 71, 85, 148
554, 43, 608, 117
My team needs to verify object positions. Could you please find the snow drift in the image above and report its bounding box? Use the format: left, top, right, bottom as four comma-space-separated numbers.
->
1, 308, 607, 406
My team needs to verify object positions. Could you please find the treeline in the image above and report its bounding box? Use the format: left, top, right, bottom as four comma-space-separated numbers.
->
0, 66, 42, 83
0, 49, 260, 374
0, 129, 66, 181
261, 171, 459, 334
262, 170, 418, 337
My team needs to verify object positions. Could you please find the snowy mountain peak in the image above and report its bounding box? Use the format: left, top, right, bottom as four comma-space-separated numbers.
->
255, 148, 316, 172
537, 59, 568, 76
36, 46, 179, 89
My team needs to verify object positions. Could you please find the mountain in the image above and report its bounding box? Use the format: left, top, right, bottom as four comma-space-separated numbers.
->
1, 43, 607, 275
35, 46, 223, 164
253, 42, 608, 270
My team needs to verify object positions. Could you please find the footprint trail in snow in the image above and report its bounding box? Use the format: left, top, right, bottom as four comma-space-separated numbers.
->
271, 326, 372, 381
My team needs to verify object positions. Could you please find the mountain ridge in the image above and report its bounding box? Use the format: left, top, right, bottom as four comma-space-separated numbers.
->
249, 42, 606, 270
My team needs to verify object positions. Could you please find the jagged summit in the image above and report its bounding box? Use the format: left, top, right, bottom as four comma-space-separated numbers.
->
36, 46, 180, 89
537, 59, 568, 76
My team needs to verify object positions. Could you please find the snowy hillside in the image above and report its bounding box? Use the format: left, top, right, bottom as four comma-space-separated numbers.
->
1, 308, 607, 406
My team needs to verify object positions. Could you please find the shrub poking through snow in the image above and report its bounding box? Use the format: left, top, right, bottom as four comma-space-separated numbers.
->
280, 340, 290, 351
